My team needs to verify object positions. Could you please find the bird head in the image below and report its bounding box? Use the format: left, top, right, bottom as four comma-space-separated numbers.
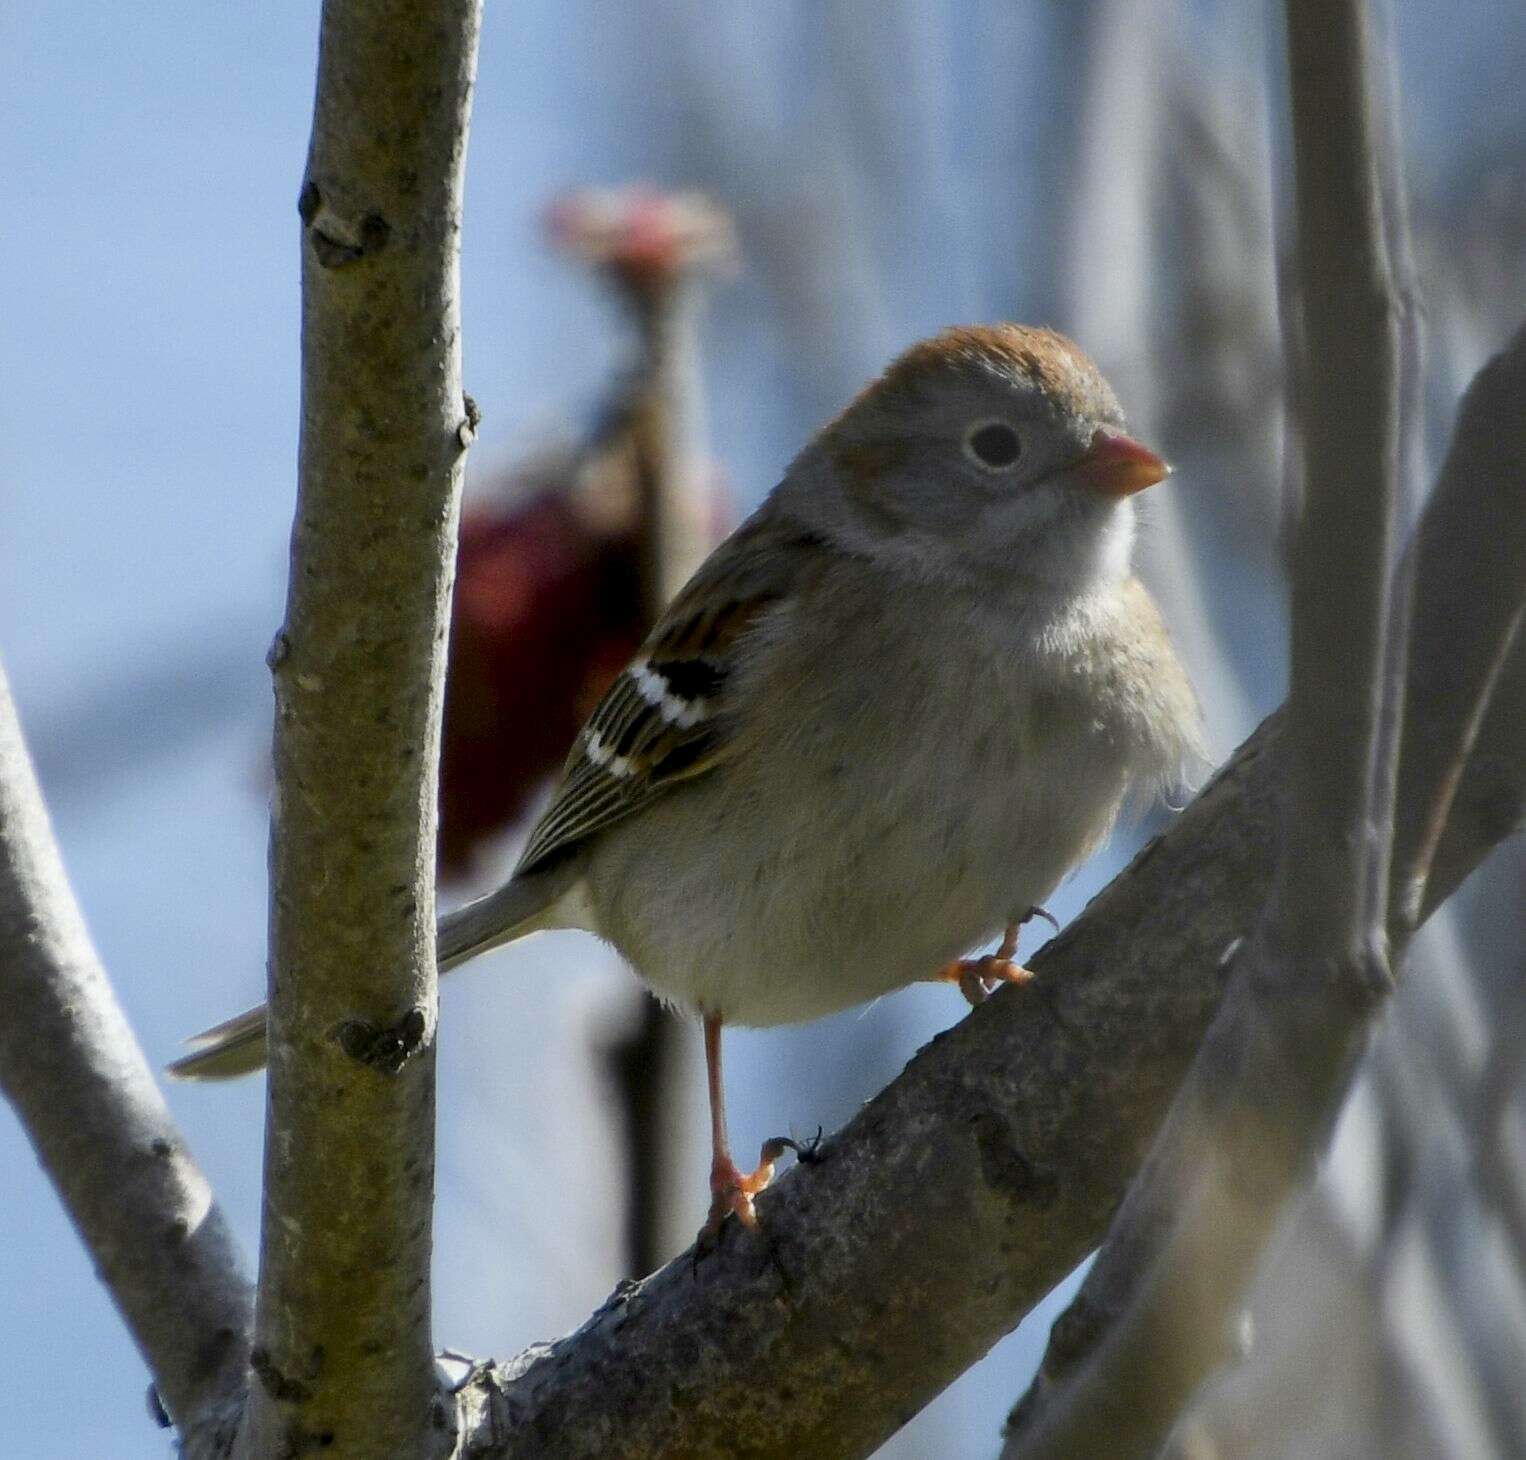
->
786, 324, 1169, 594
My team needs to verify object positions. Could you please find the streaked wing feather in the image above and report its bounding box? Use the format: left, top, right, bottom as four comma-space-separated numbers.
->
515, 514, 818, 875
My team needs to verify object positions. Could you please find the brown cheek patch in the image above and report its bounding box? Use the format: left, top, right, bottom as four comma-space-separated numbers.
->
828, 437, 918, 537
829, 437, 913, 490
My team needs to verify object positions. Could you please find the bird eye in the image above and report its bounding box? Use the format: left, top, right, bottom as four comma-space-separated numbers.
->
964, 420, 1022, 470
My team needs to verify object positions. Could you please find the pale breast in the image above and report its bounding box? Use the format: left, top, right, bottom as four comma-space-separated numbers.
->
588, 566, 1180, 1025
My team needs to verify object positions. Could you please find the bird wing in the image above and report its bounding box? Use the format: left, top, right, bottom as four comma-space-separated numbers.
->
515, 510, 820, 876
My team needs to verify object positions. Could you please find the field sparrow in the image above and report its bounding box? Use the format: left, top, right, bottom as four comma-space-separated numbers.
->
173, 324, 1201, 1241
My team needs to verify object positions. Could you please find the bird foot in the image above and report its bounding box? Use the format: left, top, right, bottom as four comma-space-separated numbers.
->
702, 1137, 792, 1239
934, 955, 1034, 1006
931, 920, 1035, 1006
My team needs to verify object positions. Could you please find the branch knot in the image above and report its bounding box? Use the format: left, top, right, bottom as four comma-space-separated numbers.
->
331, 1007, 429, 1074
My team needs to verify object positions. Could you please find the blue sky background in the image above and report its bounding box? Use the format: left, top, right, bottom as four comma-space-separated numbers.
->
2, 3, 1521, 1455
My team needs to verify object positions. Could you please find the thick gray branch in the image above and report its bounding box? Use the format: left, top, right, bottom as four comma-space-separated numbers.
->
0, 664, 252, 1443
245, 3, 482, 1457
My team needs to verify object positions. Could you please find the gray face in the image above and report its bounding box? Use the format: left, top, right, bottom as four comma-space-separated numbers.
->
809, 335, 1135, 591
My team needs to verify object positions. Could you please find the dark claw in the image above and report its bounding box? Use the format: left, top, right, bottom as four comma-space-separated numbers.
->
1023, 904, 1061, 934
762, 1127, 825, 1167
691, 1207, 735, 1275
594, 1278, 641, 1315
782, 1127, 826, 1164
438, 1348, 484, 1395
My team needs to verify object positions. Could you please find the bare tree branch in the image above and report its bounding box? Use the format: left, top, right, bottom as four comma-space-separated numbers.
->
1425, 621, 1524, 914
1001, 0, 1407, 1449
1001, 17, 1526, 1456
437, 313, 1522, 1453
1390, 325, 1526, 932
0, 663, 253, 1443
242, 3, 482, 1456
1280, 0, 1400, 958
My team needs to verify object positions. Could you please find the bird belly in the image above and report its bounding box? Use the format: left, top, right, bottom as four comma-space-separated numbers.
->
586, 664, 1133, 1027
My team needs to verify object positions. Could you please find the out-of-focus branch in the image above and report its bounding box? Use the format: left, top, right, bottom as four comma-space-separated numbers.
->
1425, 621, 1524, 914
243, 3, 482, 1457
621, 238, 719, 1278
440, 328, 1521, 1453
546, 187, 732, 613
1001, 17, 1526, 1458
1279, 0, 1400, 961
1390, 326, 1526, 932
0, 664, 253, 1447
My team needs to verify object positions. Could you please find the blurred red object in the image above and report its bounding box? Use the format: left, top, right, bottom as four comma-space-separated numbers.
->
437, 187, 736, 877
439, 489, 644, 877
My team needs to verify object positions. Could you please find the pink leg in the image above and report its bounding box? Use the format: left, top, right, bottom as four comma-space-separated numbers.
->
702, 1012, 788, 1238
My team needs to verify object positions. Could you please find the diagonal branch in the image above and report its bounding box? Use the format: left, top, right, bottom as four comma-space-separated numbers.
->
1000, 34, 1526, 1460
0, 663, 253, 1445
1390, 325, 1526, 933
442, 313, 1523, 1455
243, 2, 483, 1456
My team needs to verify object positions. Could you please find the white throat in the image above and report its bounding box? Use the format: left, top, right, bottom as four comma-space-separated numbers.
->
1089, 499, 1137, 588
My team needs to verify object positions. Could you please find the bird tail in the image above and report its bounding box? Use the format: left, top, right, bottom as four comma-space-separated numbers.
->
435, 873, 564, 971
166, 871, 570, 1082
165, 1003, 271, 1081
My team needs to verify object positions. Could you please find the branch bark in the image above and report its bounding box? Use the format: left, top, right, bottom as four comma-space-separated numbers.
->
244, 3, 482, 1456
0, 663, 253, 1444
439, 310, 1524, 1454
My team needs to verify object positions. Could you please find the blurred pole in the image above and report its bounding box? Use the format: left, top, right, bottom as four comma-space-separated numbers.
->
610, 273, 708, 1276
571, 190, 734, 1276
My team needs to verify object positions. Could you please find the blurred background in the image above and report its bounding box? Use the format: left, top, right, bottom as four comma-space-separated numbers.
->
2, 3, 1523, 1455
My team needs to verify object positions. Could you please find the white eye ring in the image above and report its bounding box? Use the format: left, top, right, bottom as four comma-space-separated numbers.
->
963, 419, 1023, 471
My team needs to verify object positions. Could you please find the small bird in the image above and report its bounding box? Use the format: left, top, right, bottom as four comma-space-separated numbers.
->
172, 324, 1201, 1242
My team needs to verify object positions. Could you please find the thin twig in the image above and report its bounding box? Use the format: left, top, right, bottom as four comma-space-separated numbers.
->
0, 664, 252, 1447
